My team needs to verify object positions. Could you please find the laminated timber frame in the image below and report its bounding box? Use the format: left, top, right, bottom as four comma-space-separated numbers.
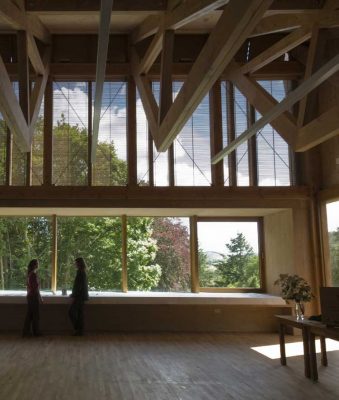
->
0, 0, 51, 162
1, 0, 339, 192
129, 0, 339, 162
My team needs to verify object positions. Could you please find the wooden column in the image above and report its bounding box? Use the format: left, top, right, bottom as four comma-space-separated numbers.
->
51, 214, 57, 293
127, 77, 137, 187
209, 80, 224, 186
148, 130, 154, 186
17, 30, 32, 186
247, 102, 258, 186
43, 79, 53, 185
190, 215, 199, 293
226, 81, 237, 186
159, 30, 175, 186
88, 81, 93, 186
121, 214, 128, 292
5, 128, 12, 186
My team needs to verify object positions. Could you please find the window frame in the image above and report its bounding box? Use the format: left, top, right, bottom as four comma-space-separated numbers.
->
194, 216, 265, 293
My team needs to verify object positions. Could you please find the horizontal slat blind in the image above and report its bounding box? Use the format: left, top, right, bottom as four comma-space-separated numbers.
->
53, 82, 88, 186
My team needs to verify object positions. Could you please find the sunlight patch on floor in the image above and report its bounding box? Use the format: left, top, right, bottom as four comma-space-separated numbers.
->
251, 339, 339, 359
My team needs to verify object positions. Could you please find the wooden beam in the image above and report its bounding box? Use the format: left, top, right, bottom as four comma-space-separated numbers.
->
228, 65, 297, 145
130, 48, 159, 143
43, 79, 53, 186
212, 53, 339, 164
157, 0, 273, 151
0, 0, 50, 44
159, 30, 174, 124
0, 58, 30, 152
137, 26, 164, 75
127, 76, 137, 186
5, 128, 12, 186
27, 33, 45, 75
88, 81, 93, 186
29, 46, 51, 140
297, 24, 320, 128
226, 81, 237, 186
242, 26, 311, 75
92, 0, 114, 162
159, 30, 175, 186
190, 215, 199, 293
132, 0, 229, 43
252, 11, 339, 37
17, 30, 32, 186
51, 214, 57, 293
247, 102, 258, 186
121, 214, 128, 292
209, 80, 224, 186
295, 105, 339, 152
26, 0, 166, 12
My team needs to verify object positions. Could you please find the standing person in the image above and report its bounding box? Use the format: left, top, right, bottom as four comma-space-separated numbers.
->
69, 257, 89, 336
22, 259, 43, 337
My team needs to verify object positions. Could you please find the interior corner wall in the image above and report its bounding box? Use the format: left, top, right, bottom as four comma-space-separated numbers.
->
318, 81, 339, 188
264, 210, 294, 295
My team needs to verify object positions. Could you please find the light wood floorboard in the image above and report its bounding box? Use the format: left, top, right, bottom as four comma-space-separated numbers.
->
0, 333, 338, 400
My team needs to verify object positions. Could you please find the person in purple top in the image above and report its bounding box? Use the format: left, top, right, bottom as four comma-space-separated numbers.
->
22, 259, 43, 337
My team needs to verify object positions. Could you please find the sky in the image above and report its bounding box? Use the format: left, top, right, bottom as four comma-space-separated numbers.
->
326, 201, 339, 231
52, 80, 291, 188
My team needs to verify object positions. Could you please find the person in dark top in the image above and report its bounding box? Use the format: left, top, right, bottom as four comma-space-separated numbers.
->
69, 257, 89, 336
22, 259, 43, 337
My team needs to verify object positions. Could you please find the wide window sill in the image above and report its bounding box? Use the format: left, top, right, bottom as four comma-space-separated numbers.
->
0, 291, 288, 306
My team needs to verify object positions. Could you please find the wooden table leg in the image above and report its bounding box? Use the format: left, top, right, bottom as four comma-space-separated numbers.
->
279, 323, 286, 366
302, 326, 311, 378
320, 336, 328, 367
309, 331, 318, 381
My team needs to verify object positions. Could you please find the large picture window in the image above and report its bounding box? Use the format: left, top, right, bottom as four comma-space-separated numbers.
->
57, 217, 122, 292
0, 217, 51, 291
0, 215, 265, 293
127, 217, 190, 292
197, 219, 262, 289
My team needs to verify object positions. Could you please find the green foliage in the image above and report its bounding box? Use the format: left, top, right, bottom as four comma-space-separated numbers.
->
199, 233, 260, 288
214, 233, 259, 288
0, 217, 51, 290
152, 218, 190, 291
127, 217, 161, 291
329, 228, 339, 286
57, 217, 123, 291
274, 274, 314, 302
198, 249, 218, 287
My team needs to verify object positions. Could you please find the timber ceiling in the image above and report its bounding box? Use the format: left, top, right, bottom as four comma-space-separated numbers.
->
0, 0, 339, 162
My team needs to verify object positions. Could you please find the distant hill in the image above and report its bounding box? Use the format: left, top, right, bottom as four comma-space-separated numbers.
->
205, 251, 224, 262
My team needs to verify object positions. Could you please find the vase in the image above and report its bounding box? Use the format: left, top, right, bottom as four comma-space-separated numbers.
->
295, 301, 305, 320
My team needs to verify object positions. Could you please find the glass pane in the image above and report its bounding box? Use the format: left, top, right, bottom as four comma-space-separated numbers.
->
152, 82, 169, 186
92, 82, 127, 186
0, 217, 51, 291
11, 82, 26, 185
326, 201, 339, 286
198, 221, 260, 288
257, 81, 290, 186
57, 217, 122, 292
32, 96, 44, 186
136, 88, 150, 185
234, 88, 249, 186
127, 217, 190, 291
152, 217, 190, 292
53, 82, 88, 185
0, 113, 6, 185
221, 81, 230, 186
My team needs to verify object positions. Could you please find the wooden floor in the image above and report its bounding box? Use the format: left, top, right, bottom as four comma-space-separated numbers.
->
0, 333, 338, 400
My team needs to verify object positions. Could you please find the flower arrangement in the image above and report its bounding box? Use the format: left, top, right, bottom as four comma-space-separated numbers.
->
274, 274, 314, 303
